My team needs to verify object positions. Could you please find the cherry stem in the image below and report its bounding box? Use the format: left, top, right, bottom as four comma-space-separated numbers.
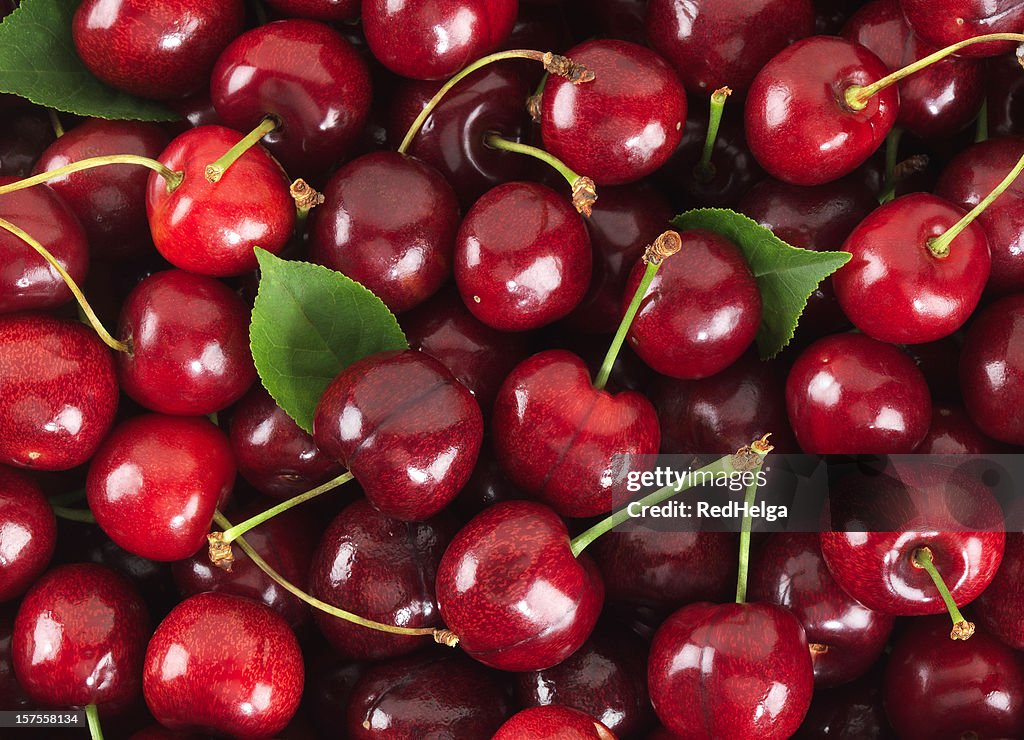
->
47, 109, 64, 138
86, 704, 104, 740
976, 98, 989, 143
880, 126, 903, 205
0, 154, 183, 196
48, 489, 86, 506
0, 217, 129, 353
593, 231, 682, 391
251, 0, 268, 25
846, 33, 1024, 110
290, 178, 325, 221
695, 86, 732, 182
396, 49, 595, 155
205, 115, 279, 183
911, 545, 976, 640
735, 444, 770, 604
483, 133, 597, 216
928, 149, 1024, 258
51, 505, 96, 524
526, 71, 549, 123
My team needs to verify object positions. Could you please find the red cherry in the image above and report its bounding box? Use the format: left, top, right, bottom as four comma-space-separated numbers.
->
143, 592, 303, 737
987, 51, 1024, 137
916, 403, 1006, 454
0, 466, 56, 603
264, 0, 359, 20
901, 0, 1024, 58
493, 706, 615, 739
87, 414, 236, 562
975, 532, 1024, 650
0, 107, 56, 179
0, 609, 33, 710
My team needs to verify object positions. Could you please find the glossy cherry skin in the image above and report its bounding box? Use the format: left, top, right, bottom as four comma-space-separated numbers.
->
72, 0, 245, 100
786, 333, 932, 454
313, 350, 483, 521
211, 20, 372, 177
87, 414, 236, 562
116, 269, 257, 416
988, 51, 1024, 137
0, 313, 118, 471
346, 651, 509, 739
901, 0, 1024, 58
33, 120, 169, 260
309, 152, 459, 313
745, 36, 898, 186
975, 532, 1024, 649
795, 666, 893, 738
960, 293, 1024, 444
143, 592, 303, 738
884, 616, 1024, 739
916, 403, 1005, 454
834, 193, 991, 344
936, 136, 1024, 296
13, 564, 148, 712
362, 0, 517, 80
436, 501, 604, 671
541, 40, 687, 186
625, 229, 761, 380
646, 0, 814, 95
0, 107, 55, 179
146, 125, 295, 277
494, 706, 615, 740
265, 0, 358, 20
0, 179, 88, 314
648, 601, 814, 738
0, 466, 55, 603
455, 181, 591, 331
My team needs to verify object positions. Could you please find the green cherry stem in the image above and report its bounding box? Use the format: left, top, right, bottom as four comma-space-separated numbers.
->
51, 505, 96, 524
695, 86, 732, 182
526, 71, 549, 122
483, 133, 597, 216
912, 545, 976, 641
880, 126, 903, 205
0, 155, 183, 196
47, 109, 65, 138
976, 97, 989, 143
735, 439, 772, 604
85, 703, 104, 740
593, 231, 682, 391
205, 115, 279, 183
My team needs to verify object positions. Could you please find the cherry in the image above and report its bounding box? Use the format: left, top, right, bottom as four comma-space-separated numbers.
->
0, 107, 55, 178
72, 0, 245, 100
362, 0, 517, 80
345, 651, 510, 738
833, 193, 991, 344
646, 0, 815, 95
454, 181, 592, 331
165, 92, 224, 137
0, 178, 89, 314
786, 333, 932, 454
901, 0, 1024, 58
264, 0, 359, 21
916, 402, 1006, 454
454, 440, 524, 518
143, 592, 303, 738
0, 466, 55, 603
313, 350, 483, 521
959, 292, 1024, 445
541, 39, 687, 185
435, 501, 604, 671
987, 50, 1024, 137
87, 414, 236, 562
146, 125, 295, 277
309, 151, 459, 313
796, 666, 892, 738
648, 601, 814, 738
0, 610, 32, 710
116, 269, 257, 416
975, 532, 1024, 650
745, 36, 898, 185
13, 563, 148, 713
493, 706, 614, 739
884, 616, 1024, 739
625, 229, 761, 379
0, 313, 118, 471
210, 20, 372, 177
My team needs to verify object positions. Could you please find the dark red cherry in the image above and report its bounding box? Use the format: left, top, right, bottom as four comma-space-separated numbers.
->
987, 50, 1024, 137
0, 610, 32, 710
494, 706, 615, 739
0, 466, 56, 603
796, 666, 893, 739
362, 0, 517, 80
975, 532, 1024, 650
0, 313, 118, 471
33, 120, 169, 260
87, 414, 236, 562
309, 151, 459, 313
0, 178, 89, 314
541, 39, 687, 185
143, 592, 303, 738
901, 0, 1024, 58
265, 0, 358, 20
745, 36, 898, 185
454, 439, 524, 518
72, 0, 245, 100
345, 651, 509, 739
884, 616, 1024, 739
648, 601, 814, 738
455, 181, 591, 331
13, 563, 148, 712
116, 269, 257, 416
211, 20, 372, 177
0, 107, 55, 179
313, 350, 483, 520
646, 0, 814, 95
436, 501, 604, 671
625, 229, 761, 379
960, 292, 1024, 445
164, 92, 224, 137
786, 333, 931, 454
905, 334, 965, 403
146, 125, 295, 277
916, 403, 1006, 454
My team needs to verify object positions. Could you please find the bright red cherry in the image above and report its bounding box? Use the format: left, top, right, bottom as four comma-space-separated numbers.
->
541, 39, 687, 185
493, 706, 614, 739
87, 414, 236, 562
72, 0, 245, 100
0, 467, 55, 603
901, 0, 1024, 58
265, 0, 358, 20
975, 533, 1024, 650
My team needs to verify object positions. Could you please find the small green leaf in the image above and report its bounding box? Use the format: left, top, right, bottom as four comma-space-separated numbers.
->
250, 248, 409, 434
672, 208, 852, 359
0, 0, 177, 121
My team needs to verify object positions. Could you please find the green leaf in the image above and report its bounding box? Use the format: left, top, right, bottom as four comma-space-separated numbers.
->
0, 0, 177, 121
672, 208, 852, 359
250, 248, 409, 434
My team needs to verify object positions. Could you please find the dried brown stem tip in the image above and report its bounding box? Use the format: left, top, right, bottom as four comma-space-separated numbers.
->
542, 52, 596, 84
808, 642, 829, 655
432, 628, 460, 648
642, 230, 683, 265
713, 86, 733, 98
526, 93, 543, 123
951, 620, 976, 641
894, 154, 930, 181
207, 532, 234, 572
732, 433, 774, 471
290, 179, 325, 210
571, 176, 598, 217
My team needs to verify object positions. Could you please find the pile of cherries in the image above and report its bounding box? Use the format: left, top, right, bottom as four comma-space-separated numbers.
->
3, 0, 1024, 737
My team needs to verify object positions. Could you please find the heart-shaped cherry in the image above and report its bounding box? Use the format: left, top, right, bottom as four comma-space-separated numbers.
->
0, 466, 55, 603
974, 532, 1024, 650
494, 706, 615, 739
